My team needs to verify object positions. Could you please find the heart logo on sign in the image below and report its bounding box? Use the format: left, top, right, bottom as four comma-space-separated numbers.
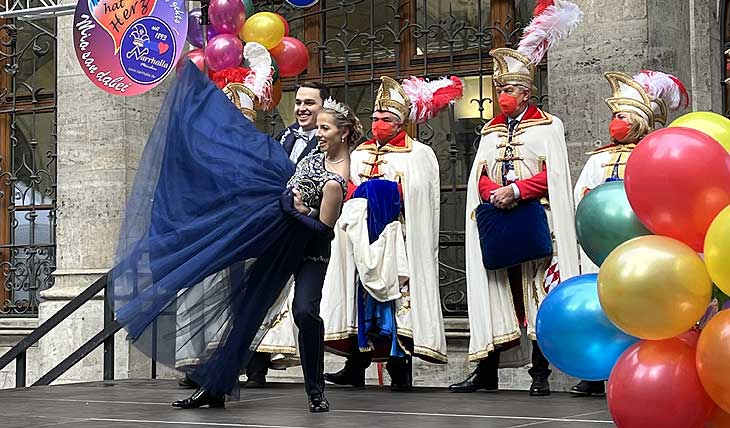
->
158, 42, 169, 54
88, 0, 157, 53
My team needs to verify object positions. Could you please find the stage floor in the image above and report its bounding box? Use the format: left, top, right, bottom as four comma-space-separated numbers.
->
0, 379, 616, 428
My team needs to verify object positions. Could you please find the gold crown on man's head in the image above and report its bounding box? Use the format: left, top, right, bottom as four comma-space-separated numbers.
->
490, 48, 536, 88
373, 76, 411, 122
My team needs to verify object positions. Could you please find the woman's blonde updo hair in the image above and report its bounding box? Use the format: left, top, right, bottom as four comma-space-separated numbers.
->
321, 98, 364, 147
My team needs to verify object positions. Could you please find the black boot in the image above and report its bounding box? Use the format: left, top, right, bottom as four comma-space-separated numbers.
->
244, 370, 267, 388
528, 340, 551, 397
386, 356, 412, 392
172, 388, 225, 409
308, 393, 330, 413
449, 353, 499, 393
529, 376, 550, 397
448, 371, 498, 393
570, 380, 605, 397
324, 357, 366, 387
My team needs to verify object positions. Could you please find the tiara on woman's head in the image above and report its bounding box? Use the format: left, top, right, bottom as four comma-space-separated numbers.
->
323, 97, 350, 118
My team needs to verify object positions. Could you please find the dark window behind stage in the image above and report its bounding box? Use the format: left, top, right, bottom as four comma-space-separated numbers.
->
0, 17, 56, 317
255, 0, 546, 317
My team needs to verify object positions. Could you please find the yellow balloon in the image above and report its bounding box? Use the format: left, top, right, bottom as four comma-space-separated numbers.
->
597, 235, 712, 340
704, 205, 730, 296
669, 112, 730, 153
240, 12, 285, 50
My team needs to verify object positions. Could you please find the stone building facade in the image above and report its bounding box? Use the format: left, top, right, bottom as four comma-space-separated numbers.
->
0, 0, 725, 390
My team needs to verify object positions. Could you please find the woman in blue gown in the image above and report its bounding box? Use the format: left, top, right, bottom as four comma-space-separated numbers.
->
107, 59, 362, 412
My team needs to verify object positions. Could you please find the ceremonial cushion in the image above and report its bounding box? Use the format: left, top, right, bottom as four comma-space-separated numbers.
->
475, 200, 553, 270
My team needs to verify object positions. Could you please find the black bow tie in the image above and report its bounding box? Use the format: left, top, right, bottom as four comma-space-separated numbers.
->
293, 129, 309, 141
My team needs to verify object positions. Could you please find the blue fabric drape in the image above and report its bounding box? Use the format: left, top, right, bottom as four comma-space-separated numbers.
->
352, 180, 404, 357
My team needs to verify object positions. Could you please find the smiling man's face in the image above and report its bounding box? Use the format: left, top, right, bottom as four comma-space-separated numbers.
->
294, 87, 323, 131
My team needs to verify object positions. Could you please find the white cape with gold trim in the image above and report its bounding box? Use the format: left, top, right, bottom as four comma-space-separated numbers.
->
464, 112, 580, 363
321, 137, 448, 363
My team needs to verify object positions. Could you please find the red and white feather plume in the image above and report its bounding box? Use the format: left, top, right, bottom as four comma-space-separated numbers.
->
633, 70, 690, 111
401, 76, 464, 124
517, 0, 583, 65
209, 66, 250, 89
208, 42, 274, 108
242, 42, 273, 107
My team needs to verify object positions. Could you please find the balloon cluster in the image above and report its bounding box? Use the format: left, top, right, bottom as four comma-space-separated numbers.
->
180, 1, 311, 110
537, 111, 730, 428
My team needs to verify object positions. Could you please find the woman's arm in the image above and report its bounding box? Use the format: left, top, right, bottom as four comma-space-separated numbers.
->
318, 180, 345, 228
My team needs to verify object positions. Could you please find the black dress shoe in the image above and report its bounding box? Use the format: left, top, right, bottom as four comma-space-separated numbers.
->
449, 371, 498, 393
390, 380, 412, 392
177, 375, 199, 389
172, 388, 225, 409
323, 365, 365, 387
529, 377, 550, 396
308, 393, 330, 413
244, 371, 267, 388
570, 380, 605, 397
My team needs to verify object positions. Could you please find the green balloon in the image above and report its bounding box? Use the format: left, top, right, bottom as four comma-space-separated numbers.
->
575, 180, 652, 266
271, 57, 280, 83
243, 0, 255, 16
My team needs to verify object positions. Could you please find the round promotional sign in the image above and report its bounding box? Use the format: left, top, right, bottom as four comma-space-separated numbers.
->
73, 0, 187, 96
285, 0, 319, 8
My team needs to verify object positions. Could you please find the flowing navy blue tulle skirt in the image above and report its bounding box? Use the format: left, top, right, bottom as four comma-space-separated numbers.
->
108, 62, 309, 398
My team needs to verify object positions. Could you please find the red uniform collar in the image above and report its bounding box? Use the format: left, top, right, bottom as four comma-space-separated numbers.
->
488, 105, 546, 127
356, 130, 412, 153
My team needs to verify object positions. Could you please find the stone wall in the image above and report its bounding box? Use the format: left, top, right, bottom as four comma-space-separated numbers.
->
549, 0, 724, 182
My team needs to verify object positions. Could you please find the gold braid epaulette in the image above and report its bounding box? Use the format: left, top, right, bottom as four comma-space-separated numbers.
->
587, 143, 636, 156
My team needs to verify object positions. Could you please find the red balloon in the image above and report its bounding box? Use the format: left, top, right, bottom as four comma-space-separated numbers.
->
275, 13, 290, 37
177, 48, 205, 73
270, 36, 309, 77
625, 127, 730, 251
608, 338, 715, 428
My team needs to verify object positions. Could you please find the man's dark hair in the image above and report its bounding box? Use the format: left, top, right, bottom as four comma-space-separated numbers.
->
297, 82, 330, 103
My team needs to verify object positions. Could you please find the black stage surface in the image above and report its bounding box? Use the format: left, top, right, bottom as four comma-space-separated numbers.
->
0, 380, 616, 427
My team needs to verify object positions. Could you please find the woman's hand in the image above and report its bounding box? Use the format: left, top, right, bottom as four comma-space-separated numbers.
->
292, 189, 311, 215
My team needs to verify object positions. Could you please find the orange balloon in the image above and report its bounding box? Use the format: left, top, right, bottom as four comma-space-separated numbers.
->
705, 406, 730, 428
697, 310, 730, 414
270, 80, 283, 110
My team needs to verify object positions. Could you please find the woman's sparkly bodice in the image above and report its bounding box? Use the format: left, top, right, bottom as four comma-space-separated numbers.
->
287, 150, 347, 208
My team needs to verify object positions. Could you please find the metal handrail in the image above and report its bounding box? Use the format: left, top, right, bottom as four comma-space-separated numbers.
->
0, 272, 121, 387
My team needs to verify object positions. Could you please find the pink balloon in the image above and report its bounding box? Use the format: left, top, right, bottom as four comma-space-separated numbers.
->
177, 48, 205, 73
209, 0, 246, 35
608, 338, 715, 428
625, 127, 730, 251
270, 36, 309, 77
205, 34, 243, 72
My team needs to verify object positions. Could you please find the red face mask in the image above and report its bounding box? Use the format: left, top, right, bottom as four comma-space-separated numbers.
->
372, 120, 398, 143
609, 118, 631, 143
498, 92, 520, 116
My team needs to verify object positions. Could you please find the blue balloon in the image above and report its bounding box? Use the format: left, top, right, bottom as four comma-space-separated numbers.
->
536, 274, 638, 381
285, 0, 319, 7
